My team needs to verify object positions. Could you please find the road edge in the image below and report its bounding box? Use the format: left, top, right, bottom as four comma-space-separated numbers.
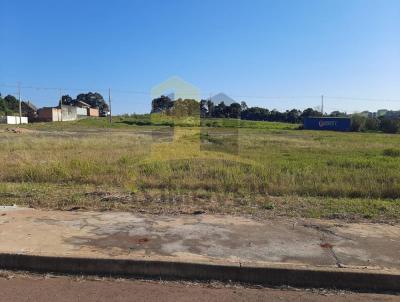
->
0, 253, 399, 292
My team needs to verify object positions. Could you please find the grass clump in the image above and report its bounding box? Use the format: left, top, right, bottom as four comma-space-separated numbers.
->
383, 148, 400, 157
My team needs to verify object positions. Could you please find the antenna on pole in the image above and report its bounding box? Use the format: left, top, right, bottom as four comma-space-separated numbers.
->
108, 88, 112, 124
321, 95, 324, 116
18, 82, 22, 124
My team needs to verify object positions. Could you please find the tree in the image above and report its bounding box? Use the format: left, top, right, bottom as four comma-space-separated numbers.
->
228, 103, 242, 118
151, 95, 173, 113
213, 102, 227, 118
76, 92, 109, 116
200, 99, 208, 118
364, 118, 380, 131
171, 99, 200, 117
380, 119, 400, 134
206, 100, 215, 117
4, 95, 19, 112
241, 107, 269, 121
300, 108, 322, 120
351, 115, 366, 132
61, 95, 74, 106
330, 111, 347, 117
0, 95, 20, 115
0, 94, 4, 114
286, 109, 301, 123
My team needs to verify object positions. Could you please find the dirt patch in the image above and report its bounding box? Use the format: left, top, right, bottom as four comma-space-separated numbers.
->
68, 232, 170, 255
5, 127, 36, 134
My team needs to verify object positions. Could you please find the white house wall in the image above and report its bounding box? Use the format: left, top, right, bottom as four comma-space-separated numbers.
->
1, 116, 28, 124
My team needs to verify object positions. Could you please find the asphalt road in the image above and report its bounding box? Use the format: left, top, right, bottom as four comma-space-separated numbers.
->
0, 275, 398, 302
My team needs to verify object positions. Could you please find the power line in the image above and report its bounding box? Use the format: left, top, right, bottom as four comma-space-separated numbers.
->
1, 83, 400, 104
0, 83, 150, 95
324, 96, 400, 103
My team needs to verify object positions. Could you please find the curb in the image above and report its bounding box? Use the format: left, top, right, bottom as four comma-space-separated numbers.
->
0, 253, 399, 292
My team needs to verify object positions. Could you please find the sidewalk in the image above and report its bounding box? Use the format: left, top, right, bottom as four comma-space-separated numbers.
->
0, 206, 399, 290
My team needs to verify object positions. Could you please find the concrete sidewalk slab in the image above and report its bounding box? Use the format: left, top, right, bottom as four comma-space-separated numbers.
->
0, 207, 399, 270
0, 207, 399, 290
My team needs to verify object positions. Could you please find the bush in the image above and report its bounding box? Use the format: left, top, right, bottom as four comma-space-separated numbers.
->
351, 115, 366, 132
364, 118, 380, 131
380, 119, 400, 134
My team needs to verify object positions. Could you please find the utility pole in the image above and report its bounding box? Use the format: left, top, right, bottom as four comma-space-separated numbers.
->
209, 92, 213, 117
60, 89, 63, 122
321, 95, 324, 116
18, 82, 22, 124
108, 88, 112, 123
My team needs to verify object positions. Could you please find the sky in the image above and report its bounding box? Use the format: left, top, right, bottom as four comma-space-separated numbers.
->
0, 0, 399, 114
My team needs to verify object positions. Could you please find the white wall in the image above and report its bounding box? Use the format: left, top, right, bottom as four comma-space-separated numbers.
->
61, 106, 78, 121
0, 116, 28, 124
76, 107, 87, 116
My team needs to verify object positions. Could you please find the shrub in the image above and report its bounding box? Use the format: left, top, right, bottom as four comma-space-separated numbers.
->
380, 119, 400, 134
383, 148, 400, 157
364, 118, 380, 131
351, 115, 366, 132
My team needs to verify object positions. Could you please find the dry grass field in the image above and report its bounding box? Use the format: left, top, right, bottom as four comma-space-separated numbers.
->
0, 119, 399, 222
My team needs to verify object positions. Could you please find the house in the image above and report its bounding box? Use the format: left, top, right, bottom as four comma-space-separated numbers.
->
87, 107, 99, 117
76, 100, 91, 108
76, 100, 99, 117
75, 100, 91, 117
36, 96, 101, 122
37, 107, 61, 122
21, 101, 38, 122
61, 105, 78, 121
37, 105, 78, 122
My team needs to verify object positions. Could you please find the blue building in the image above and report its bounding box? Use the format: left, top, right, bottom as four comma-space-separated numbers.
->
304, 117, 351, 132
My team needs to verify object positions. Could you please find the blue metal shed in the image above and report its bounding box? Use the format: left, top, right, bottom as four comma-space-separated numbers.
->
303, 117, 351, 131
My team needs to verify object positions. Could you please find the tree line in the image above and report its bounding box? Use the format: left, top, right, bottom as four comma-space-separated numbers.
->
151, 96, 400, 133
1, 92, 398, 133
151, 96, 322, 123
351, 115, 400, 134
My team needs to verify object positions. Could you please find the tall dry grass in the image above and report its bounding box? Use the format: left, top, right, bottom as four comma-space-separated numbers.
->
0, 126, 399, 199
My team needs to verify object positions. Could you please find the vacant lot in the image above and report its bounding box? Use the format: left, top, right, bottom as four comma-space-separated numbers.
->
0, 119, 399, 222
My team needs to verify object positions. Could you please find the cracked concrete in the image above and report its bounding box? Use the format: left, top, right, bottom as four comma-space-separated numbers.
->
0, 207, 399, 273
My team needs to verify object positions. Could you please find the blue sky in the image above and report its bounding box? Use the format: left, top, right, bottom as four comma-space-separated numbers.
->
0, 0, 399, 114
